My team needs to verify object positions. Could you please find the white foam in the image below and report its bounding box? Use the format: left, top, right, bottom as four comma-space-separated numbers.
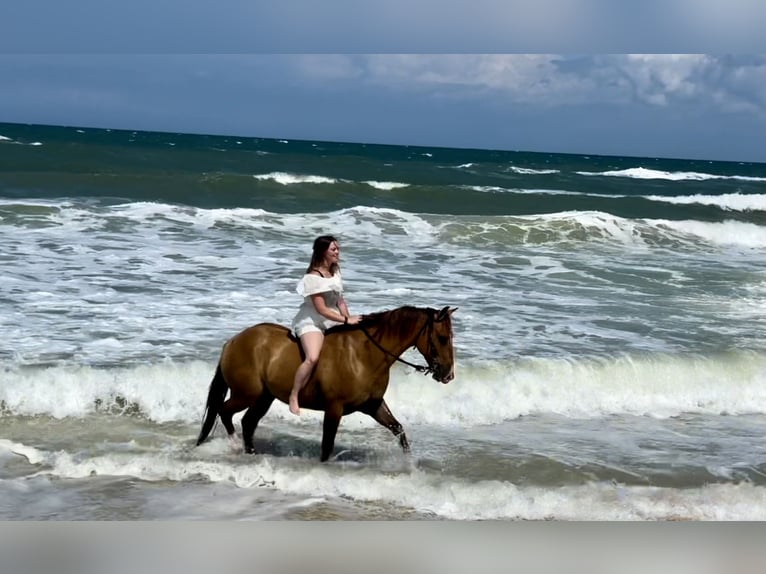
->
3, 351, 766, 424
110, 201, 271, 229
0, 361, 213, 421
509, 166, 559, 175
578, 167, 766, 182
464, 185, 766, 214
362, 181, 409, 190
28, 445, 766, 520
651, 218, 766, 248
466, 186, 583, 196
253, 172, 338, 185
0, 439, 47, 464
385, 351, 766, 425
644, 192, 766, 212
0, 138, 43, 146
524, 210, 653, 246
515, 210, 766, 250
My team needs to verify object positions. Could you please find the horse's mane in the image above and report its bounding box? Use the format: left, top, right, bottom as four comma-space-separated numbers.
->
360, 305, 424, 324
360, 306, 430, 339
327, 305, 430, 337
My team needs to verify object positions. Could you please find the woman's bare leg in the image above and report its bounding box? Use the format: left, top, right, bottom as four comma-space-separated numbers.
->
289, 331, 324, 415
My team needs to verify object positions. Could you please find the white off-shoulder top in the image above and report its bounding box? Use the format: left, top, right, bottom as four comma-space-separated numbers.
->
291, 271, 344, 336
296, 272, 343, 299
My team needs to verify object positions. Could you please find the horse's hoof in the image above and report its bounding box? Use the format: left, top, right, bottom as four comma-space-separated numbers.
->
244, 445, 255, 454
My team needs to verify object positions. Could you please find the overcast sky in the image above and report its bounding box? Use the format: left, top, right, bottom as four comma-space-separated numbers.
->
1, 3, 764, 162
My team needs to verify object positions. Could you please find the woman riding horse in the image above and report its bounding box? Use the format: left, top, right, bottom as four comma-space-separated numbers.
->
196, 305, 456, 461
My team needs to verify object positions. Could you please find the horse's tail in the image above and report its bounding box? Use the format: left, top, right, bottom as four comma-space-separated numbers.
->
196, 362, 228, 446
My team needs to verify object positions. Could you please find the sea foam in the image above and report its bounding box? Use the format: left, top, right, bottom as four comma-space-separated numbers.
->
253, 172, 338, 185
3, 351, 765, 424
362, 181, 409, 190
644, 192, 766, 212
578, 167, 766, 182
18, 441, 766, 520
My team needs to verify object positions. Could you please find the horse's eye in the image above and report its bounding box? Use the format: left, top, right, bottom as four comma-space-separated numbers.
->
437, 335, 449, 345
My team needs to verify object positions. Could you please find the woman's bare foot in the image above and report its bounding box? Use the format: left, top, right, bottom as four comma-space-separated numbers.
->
289, 393, 301, 416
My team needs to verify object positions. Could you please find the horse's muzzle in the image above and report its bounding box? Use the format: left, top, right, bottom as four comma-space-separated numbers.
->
434, 366, 455, 384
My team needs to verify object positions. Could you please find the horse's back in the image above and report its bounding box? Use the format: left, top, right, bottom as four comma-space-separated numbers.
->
223, 322, 296, 363
220, 322, 300, 396
219, 322, 380, 408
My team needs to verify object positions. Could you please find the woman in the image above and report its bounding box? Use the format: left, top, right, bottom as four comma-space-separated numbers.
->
289, 235, 362, 415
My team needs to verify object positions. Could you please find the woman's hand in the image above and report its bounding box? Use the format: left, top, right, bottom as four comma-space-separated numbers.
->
345, 314, 362, 325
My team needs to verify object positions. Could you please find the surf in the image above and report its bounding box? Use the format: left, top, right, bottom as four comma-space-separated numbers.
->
3, 350, 766, 424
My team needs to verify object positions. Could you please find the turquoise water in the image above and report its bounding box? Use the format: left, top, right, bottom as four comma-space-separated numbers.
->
1, 122, 766, 520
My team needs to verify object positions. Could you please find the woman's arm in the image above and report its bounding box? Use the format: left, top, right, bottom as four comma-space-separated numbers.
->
310, 293, 347, 323
337, 297, 350, 319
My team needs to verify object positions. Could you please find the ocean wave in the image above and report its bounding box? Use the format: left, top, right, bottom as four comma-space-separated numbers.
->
465, 186, 588, 196
577, 167, 766, 182
362, 181, 409, 190
509, 166, 559, 175
386, 350, 766, 425
643, 192, 766, 212
439, 210, 766, 249
253, 172, 338, 185
567, 211, 763, 248
7, 439, 766, 519
465, 185, 765, 213
0, 199, 436, 243
2, 351, 765, 424
571, 211, 766, 249
0, 439, 46, 464
5, 199, 765, 250
462, 185, 764, 213
648, 218, 766, 249
0, 135, 42, 146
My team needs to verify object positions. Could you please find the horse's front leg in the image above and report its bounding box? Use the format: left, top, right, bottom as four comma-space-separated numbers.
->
362, 398, 410, 453
320, 403, 344, 462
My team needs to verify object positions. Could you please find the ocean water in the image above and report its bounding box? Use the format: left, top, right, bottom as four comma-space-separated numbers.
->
1, 122, 766, 520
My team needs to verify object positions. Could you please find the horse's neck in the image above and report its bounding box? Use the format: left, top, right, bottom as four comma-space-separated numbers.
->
372, 310, 426, 359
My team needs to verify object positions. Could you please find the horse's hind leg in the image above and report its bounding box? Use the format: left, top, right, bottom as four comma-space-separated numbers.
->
219, 395, 251, 438
241, 393, 275, 454
361, 398, 410, 453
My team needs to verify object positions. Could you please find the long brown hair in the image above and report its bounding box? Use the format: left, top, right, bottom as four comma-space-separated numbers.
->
306, 235, 340, 275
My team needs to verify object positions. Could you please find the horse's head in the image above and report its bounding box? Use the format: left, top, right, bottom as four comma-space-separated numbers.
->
417, 306, 457, 384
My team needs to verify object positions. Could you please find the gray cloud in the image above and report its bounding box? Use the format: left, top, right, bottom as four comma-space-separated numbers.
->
0, 54, 763, 161
285, 54, 766, 115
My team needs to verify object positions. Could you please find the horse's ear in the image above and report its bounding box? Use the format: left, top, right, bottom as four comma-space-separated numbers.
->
437, 306, 451, 321
449, 306, 458, 315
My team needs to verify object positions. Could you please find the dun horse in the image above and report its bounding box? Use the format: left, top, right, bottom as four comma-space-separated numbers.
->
196, 305, 456, 461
